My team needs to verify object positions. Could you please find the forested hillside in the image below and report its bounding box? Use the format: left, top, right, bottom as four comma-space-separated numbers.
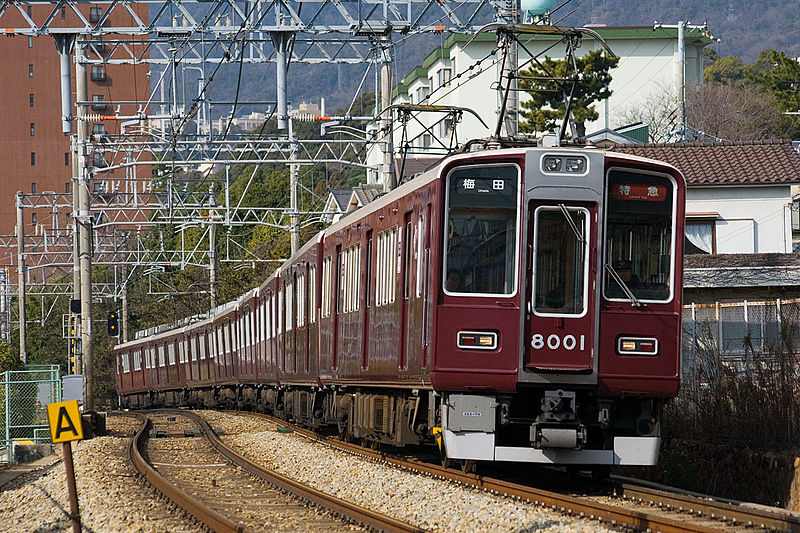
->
559, 0, 799, 62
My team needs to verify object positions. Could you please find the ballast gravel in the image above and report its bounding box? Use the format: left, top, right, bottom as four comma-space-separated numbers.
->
199, 410, 617, 533
0, 415, 205, 533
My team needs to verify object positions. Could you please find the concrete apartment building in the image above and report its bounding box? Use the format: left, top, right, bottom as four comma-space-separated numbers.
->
387, 26, 711, 154
0, 4, 149, 257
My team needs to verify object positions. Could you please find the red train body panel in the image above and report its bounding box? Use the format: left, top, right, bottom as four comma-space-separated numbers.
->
116, 146, 685, 466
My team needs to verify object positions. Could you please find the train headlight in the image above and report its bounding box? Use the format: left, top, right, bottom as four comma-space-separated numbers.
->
543, 156, 562, 172
457, 331, 498, 351
616, 336, 659, 356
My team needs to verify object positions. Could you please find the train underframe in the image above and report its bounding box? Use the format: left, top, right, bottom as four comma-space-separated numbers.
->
120, 383, 661, 466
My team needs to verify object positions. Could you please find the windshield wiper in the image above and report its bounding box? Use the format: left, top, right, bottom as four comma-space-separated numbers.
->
605, 263, 642, 308
558, 204, 584, 242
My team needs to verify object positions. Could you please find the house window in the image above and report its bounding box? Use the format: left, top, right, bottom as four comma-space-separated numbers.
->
28, 64, 34, 77
92, 123, 105, 136
437, 68, 451, 88
28, 36, 33, 48
66, 181, 71, 193
89, 7, 102, 23
92, 152, 107, 167
414, 86, 429, 104
30, 152, 35, 166
31, 183, 36, 194
30, 123, 35, 136
29, 94, 34, 107
685, 220, 716, 254
90, 65, 105, 81
61, 6, 66, 19
65, 153, 70, 166
31, 213, 37, 226
91, 94, 107, 111
438, 117, 453, 138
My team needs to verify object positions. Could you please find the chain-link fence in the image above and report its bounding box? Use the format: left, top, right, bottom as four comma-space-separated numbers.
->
678, 299, 800, 449
682, 299, 800, 379
0, 365, 61, 463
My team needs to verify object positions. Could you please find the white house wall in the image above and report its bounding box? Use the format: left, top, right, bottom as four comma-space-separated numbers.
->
392, 31, 706, 150
687, 186, 793, 254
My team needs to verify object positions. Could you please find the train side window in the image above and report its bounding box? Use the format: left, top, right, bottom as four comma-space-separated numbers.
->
158, 344, 166, 367
308, 267, 317, 322
217, 326, 224, 355
278, 287, 284, 334
190, 336, 198, 361
376, 227, 397, 306
532, 206, 590, 317
209, 330, 216, 359
225, 323, 231, 354
133, 350, 141, 371
322, 257, 332, 318
297, 272, 306, 326
168, 343, 176, 365
443, 164, 520, 296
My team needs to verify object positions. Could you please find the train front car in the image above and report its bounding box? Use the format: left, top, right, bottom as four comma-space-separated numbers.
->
433, 147, 685, 467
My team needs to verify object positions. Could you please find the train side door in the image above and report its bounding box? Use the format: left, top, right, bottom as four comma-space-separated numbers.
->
525, 202, 597, 372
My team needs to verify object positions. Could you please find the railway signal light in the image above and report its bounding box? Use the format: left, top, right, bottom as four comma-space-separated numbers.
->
107, 311, 119, 337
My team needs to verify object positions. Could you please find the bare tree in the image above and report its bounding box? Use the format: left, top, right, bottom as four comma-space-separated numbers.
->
686, 83, 785, 141
614, 81, 681, 143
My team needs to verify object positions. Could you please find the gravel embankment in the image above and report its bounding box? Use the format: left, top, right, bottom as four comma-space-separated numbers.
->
200, 410, 617, 533
0, 414, 205, 533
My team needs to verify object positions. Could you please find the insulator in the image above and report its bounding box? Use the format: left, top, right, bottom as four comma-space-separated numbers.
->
295, 113, 317, 122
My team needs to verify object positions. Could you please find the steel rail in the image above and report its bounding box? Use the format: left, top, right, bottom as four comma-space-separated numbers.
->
171, 410, 425, 533
126, 413, 250, 533
615, 480, 800, 533
237, 411, 783, 533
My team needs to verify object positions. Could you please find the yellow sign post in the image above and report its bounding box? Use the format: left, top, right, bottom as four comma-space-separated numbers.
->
47, 400, 83, 533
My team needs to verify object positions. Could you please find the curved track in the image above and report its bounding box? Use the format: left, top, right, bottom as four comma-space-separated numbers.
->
232, 411, 800, 533
125, 411, 424, 533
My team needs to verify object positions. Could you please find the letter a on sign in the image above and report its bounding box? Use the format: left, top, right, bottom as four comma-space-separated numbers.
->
47, 400, 84, 443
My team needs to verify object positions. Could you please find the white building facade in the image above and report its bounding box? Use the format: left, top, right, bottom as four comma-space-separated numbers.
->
384, 26, 711, 161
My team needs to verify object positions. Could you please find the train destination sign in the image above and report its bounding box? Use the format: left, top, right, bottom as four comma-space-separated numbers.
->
610, 183, 667, 201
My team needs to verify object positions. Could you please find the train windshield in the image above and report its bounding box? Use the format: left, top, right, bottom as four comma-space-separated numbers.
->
444, 164, 519, 296
604, 169, 675, 302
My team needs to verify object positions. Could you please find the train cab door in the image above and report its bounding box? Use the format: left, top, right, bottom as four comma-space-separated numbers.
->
525, 202, 597, 372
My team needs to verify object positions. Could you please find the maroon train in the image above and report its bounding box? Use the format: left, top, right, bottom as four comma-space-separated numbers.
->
116, 145, 686, 467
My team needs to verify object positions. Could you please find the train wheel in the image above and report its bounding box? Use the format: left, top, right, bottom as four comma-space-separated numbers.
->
460, 459, 476, 474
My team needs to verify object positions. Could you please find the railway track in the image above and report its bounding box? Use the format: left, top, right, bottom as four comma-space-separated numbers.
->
124, 411, 424, 533
226, 410, 800, 533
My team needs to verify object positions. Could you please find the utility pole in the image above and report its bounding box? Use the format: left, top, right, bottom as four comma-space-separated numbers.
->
653, 20, 710, 142
497, 0, 519, 137
16, 193, 26, 364
379, 35, 395, 191
208, 184, 217, 309
75, 40, 95, 411
289, 118, 300, 255
121, 264, 128, 343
